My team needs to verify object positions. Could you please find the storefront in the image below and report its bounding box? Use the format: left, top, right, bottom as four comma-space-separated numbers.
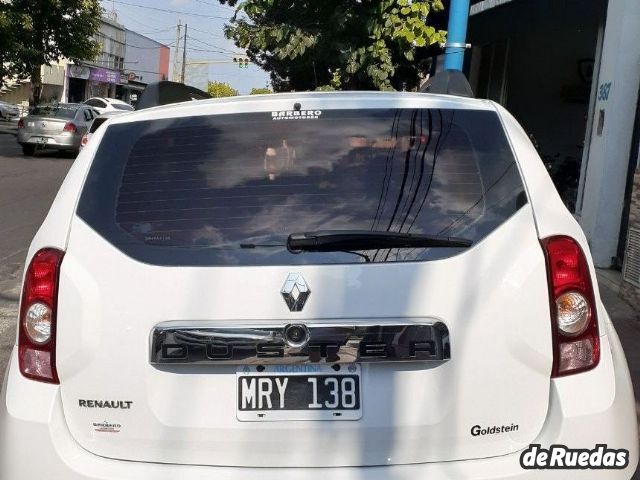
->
116, 72, 146, 107
65, 64, 121, 103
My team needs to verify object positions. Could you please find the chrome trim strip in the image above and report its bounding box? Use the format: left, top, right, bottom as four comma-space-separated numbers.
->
150, 322, 450, 365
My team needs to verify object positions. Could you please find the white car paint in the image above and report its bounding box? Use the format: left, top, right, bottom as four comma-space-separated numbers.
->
83, 97, 134, 114
0, 92, 637, 479
79, 110, 129, 150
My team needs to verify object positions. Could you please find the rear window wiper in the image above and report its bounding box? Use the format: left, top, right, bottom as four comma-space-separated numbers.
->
287, 230, 473, 253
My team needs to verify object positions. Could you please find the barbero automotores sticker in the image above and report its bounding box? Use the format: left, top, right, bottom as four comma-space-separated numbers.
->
272, 110, 322, 120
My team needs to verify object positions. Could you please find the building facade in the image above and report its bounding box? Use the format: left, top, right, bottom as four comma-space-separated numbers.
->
64, 16, 126, 103
118, 30, 170, 106
464, 0, 640, 308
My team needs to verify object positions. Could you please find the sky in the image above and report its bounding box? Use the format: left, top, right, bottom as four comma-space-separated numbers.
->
99, 0, 270, 94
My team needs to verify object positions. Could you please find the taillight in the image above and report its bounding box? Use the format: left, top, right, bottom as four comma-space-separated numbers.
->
17, 118, 24, 129
80, 134, 89, 147
18, 248, 64, 384
63, 122, 77, 133
541, 236, 599, 377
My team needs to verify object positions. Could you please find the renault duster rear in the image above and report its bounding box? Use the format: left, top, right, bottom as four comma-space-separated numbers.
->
0, 92, 637, 479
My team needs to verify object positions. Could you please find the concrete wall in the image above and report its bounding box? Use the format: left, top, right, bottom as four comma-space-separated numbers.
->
125, 30, 169, 84
91, 18, 126, 69
578, 0, 640, 267
621, 170, 640, 309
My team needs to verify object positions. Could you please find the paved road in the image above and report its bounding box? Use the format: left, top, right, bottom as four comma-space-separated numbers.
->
0, 122, 637, 476
0, 122, 74, 373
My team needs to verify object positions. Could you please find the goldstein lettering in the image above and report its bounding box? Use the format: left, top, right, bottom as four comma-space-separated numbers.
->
470, 423, 519, 436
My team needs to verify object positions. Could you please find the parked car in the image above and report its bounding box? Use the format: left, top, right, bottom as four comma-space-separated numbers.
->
0, 100, 20, 120
79, 110, 129, 150
1, 91, 637, 479
83, 96, 134, 113
16, 103, 99, 156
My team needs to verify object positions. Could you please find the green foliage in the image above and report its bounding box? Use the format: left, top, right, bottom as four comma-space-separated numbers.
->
218, 0, 447, 91
249, 87, 273, 95
0, 6, 12, 87
208, 81, 240, 98
1, 0, 102, 102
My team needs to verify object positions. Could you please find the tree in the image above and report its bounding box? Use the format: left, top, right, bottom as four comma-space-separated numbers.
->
0, 8, 11, 88
250, 87, 272, 95
207, 81, 239, 97
2, 0, 102, 105
218, 0, 447, 92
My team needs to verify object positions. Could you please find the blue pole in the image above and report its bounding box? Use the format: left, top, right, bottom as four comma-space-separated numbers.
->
443, 0, 471, 71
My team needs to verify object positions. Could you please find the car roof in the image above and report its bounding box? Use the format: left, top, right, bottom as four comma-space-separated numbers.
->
96, 110, 128, 119
110, 91, 495, 126
87, 97, 128, 105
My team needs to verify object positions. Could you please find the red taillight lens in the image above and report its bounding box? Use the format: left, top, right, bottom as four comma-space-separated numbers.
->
63, 122, 77, 133
18, 248, 64, 383
541, 236, 599, 377
17, 118, 25, 129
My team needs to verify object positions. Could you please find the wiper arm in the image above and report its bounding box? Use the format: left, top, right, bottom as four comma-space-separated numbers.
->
287, 230, 473, 253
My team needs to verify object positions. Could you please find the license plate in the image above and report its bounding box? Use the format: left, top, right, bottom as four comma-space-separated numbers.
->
236, 364, 362, 421
32, 137, 49, 144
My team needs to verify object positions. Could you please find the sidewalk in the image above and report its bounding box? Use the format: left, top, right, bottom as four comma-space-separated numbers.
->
597, 270, 640, 399
595, 269, 640, 469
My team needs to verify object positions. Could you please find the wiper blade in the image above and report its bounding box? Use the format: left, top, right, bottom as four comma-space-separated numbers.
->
287, 230, 473, 252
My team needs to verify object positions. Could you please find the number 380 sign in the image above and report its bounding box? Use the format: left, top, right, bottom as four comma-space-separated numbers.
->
598, 81, 612, 102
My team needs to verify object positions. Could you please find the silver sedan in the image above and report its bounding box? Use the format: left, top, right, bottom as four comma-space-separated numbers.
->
17, 103, 99, 156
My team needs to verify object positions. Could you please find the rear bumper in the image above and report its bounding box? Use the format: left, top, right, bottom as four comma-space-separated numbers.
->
17, 131, 80, 149
1, 325, 637, 480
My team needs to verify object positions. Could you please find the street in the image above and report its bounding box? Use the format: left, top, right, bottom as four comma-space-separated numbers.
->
0, 122, 74, 373
0, 118, 638, 476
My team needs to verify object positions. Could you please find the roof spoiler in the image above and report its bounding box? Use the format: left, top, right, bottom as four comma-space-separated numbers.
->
136, 81, 211, 110
420, 69, 475, 98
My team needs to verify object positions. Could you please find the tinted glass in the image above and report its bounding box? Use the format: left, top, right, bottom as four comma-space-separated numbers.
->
78, 109, 527, 266
89, 117, 109, 133
112, 103, 134, 111
31, 105, 78, 119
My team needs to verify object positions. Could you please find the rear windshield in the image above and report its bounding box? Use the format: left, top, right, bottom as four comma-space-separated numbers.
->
77, 108, 527, 266
89, 117, 109, 133
112, 103, 134, 111
31, 105, 77, 119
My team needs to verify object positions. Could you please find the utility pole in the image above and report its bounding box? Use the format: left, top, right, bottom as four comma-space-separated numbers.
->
173, 20, 182, 82
181, 24, 188, 84
443, 0, 471, 71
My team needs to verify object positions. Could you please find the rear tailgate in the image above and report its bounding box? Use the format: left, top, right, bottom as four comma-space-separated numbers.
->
24, 116, 68, 135
56, 101, 553, 467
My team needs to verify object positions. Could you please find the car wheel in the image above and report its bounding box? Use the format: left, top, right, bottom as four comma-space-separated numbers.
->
22, 144, 36, 156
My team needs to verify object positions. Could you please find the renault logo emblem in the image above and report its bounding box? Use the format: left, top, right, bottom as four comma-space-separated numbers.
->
281, 273, 311, 312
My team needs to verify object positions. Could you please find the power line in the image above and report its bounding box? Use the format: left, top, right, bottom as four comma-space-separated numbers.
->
108, 0, 231, 20
127, 42, 174, 49
139, 27, 176, 35
100, 0, 170, 30
186, 35, 239, 55
182, 0, 235, 13
186, 46, 235, 57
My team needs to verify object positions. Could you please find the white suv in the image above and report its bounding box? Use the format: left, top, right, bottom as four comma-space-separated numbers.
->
1, 92, 638, 479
